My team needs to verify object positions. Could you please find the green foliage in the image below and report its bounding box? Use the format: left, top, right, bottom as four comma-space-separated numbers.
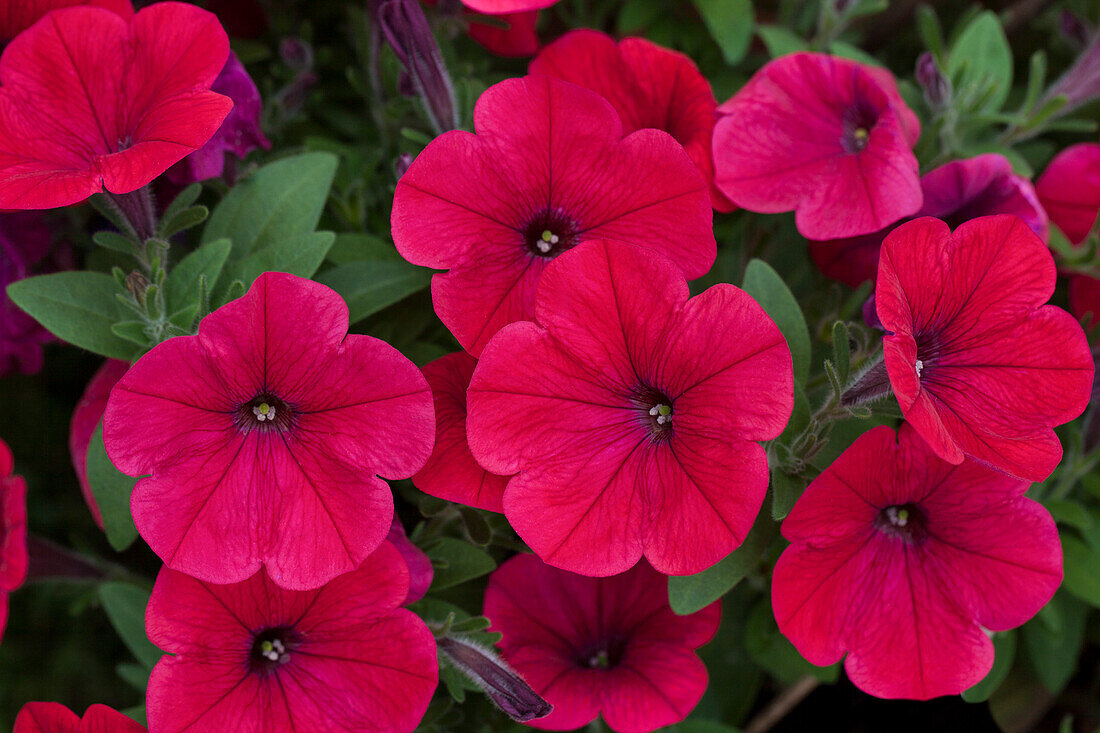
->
424, 538, 497, 590
1022, 592, 1088, 694
742, 259, 811, 386
85, 423, 139, 552
6, 272, 138, 361
744, 598, 839, 685
692, 0, 754, 65
318, 260, 432, 324
946, 12, 1012, 114
98, 583, 162, 671
962, 631, 1016, 703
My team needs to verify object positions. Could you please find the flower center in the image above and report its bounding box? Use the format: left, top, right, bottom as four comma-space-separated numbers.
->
523, 209, 577, 258
587, 650, 611, 669
631, 385, 675, 440
841, 102, 879, 153
874, 502, 927, 543
577, 635, 627, 670
250, 627, 300, 674
235, 393, 293, 433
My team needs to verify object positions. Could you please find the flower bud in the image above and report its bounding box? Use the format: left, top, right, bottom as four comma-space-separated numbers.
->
1060, 11, 1091, 51
279, 37, 314, 74
395, 153, 414, 179
377, 0, 459, 134
1044, 27, 1100, 115
915, 52, 950, 110
437, 635, 552, 723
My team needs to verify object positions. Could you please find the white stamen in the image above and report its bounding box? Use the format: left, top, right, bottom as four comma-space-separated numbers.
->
549, 234, 559, 244
648, 406, 660, 416
253, 403, 276, 422
915, 359, 924, 378
535, 239, 552, 254
885, 506, 909, 527
656, 414, 671, 425
263, 649, 279, 661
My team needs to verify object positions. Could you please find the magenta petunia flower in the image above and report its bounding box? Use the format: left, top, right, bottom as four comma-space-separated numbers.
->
461, 0, 556, 11
1, 212, 58, 377
876, 215, 1094, 481
772, 424, 1062, 700
467, 240, 792, 576
166, 51, 271, 185
0, 0, 132, 43
1, 437, 28, 645
0, 1, 233, 209
713, 52, 922, 240
529, 29, 733, 211
1037, 142, 1100, 244
485, 553, 719, 732
391, 75, 715, 356
69, 359, 129, 530
811, 153, 1049, 287
467, 10, 538, 57
102, 271, 435, 589
145, 541, 438, 733
387, 517, 433, 604
412, 351, 510, 513
14, 702, 145, 733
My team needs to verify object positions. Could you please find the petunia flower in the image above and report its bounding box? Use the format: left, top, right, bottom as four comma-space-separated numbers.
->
529, 29, 733, 211
875, 215, 1094, 481
102, 272, 435, 590
1, 437, 28, 645
0, 2, 233, 210
68, 359, 130, 530
712, 52, 922, 240
391, 74, 715, 356
412, 351, 510, 513
484, 553, 719, 732
0, 0, 132, 44
387, 517, 433, 604
13, 702, 145, 733
467, 10, 539, 57
1035, 142, 1100, 326
466, 240, 792, 577
811, 153, 1048, 287
145, 541, 438, 733
772, 424, 1062, 700
460, 0, 557, 11
0, 212, 59, 377
166, 51, 271, 185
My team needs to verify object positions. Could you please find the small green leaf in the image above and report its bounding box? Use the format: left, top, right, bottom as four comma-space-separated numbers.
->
202, 152, 338, 257
771, 469, 806, 520
916, 4, 945, 60
111, 321, 149, 348
828, 41, 882, 67
99, 582, 162, 670
165, 238, 232, 313
692, 0, 754, 65
1044, 500, 1093, 532
617, 0, 670, 33
317, 260, 432, 324
86, 423, 139, 552
224, 231, 335, 290
1022, 592, 1087, 694
664, 721, 741, 733
745, 598, 838, 684
1062, 535, 1100, 608
158, 205, 209, 240
116, 662, 150, 692
458, 506, 493, 547
963, 630, 1016, 703
669, 500, 775, 615
946, 11, 1012, 113
742, 259, 811, 385
756, 25, 806, 58
425, 538, 497, 590
778, 383, 810, 446
93, 230, 138, 256
161, 183, 203, 224
6, 272, 137, 360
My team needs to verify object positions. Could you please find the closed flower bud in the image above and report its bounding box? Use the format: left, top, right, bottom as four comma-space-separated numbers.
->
916, 52, 950, 110
437, 635, 552, 723
377, 0, 459, 134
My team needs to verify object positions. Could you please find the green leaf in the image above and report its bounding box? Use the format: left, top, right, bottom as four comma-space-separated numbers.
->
946, 11, 1012, 113
770, 469, 806, 520
223, 231, 335, 290
120, 706, 147, 727
669, 499, 775, 615
916, 4, 945, 60
828, 40, 882, 67
1062, 535, 1100, 608
745, 598, 839, 684
831, 321, 851, 385
110, 320, 149, 348
1044, 500, 1093, 532
664, 721, 741, 733
165, 238, 232, 312
86, 422, 140, 552
617, 0, 670, 33
93, 230, 138, 256
742, 259, 811, 385
778, 383, 810, 446
116, 662, 150, 692
963, 630, 1016, 703
692, 0, 754, 65
161, 183, 203, 224
158, 205, 209, 240
756, 25, 806, 58
6, 272, 137, 360
202, 152, 339, 257
326, 233, 402, 265
317, 260, 432, 324
1022, 592, 1087, 694
99, 582, 162, 670
425, 538, 497, 590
